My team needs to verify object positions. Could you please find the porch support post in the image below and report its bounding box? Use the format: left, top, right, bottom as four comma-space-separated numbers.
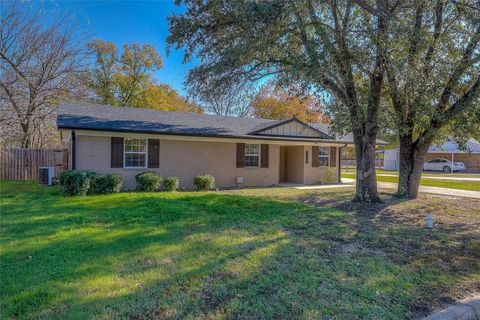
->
339, 144, 348, 183
71, 130, 76, 170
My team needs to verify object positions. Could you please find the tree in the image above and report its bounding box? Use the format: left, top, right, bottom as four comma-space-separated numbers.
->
252, 81, 330, 123
88, 39, 163, 106
0, 1, 86, 148
87, 40, 118, 105
169, 0, 393, 202
88, 39, 201, 113
197, 81, 257, 117
383, 0, 480, 198
138, 83, 202, 113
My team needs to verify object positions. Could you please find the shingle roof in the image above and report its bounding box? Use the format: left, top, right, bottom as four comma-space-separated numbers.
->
57, 103, 385, 144
428, 138, 480, 153
57, 103, 283, 136
310, 123, 388, 145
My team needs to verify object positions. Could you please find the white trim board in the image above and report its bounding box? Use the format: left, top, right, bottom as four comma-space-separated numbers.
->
62, 129, 349, 147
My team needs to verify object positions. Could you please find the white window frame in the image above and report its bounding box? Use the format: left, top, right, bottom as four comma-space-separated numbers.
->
318, 147, 329, 167
124, 138, 148, 169
245, 143, 261, 168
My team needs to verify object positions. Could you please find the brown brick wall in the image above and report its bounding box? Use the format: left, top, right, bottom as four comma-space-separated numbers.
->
75, 135, 281, 189
425, 153, 480, 173
75, 134, 341, 189
303, 145, 340, 184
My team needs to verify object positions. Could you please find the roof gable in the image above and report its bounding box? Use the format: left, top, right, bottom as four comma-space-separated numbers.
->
249, 118, 332, 139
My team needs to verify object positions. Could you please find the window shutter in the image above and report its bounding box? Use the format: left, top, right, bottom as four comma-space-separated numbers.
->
312, 146, 319, 167
329, 147, 337, 167
111, 137, 124, 168
236, 143, 245, 168
261, 144, 269, 168
148, 139, 160, 168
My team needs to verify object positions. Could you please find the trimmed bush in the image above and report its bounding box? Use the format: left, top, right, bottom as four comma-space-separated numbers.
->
163, 176, 179, 191
193, 174, 215, 191
58, 170, 97, 196
135, 172, 162, 191
90, 174, 123, 195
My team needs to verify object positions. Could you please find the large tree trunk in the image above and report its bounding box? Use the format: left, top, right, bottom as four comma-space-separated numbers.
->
353, 136, 381, 203
350, 6, 386, 204
397, 134, 431, 198
20, 122, 31, 148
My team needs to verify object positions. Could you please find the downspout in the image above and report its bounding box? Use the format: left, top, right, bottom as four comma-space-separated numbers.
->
338, 144, 348, 183
71, 130, 76, 170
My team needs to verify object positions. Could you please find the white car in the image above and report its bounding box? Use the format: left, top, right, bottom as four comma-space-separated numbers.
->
423, 158, 465, 173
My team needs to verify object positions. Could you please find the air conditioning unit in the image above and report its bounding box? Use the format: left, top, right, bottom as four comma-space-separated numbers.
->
39, 167, 55, 185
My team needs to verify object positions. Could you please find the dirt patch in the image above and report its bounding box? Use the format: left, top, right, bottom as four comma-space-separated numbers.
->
129, 307, 174, 320
238, 188, 480, 317
137, 257, 173, 267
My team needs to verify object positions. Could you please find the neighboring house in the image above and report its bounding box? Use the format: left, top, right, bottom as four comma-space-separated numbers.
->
57, 103, 384, 189
338, 146, 385, 171
383, 138, 480, 172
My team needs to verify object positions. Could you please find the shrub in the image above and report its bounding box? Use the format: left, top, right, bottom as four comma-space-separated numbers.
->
193, 174, 215, 191
58, 170, 97, 196
163, 176, 179, 191
135, 172, 162, 191
90, 174, 123, 195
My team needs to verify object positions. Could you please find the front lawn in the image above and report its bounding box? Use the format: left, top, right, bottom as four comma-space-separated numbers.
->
341, 173, 480, 191
1, 181, 479, 319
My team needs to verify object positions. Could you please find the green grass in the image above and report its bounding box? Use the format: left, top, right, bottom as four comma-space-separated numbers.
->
341, 173, 480, 191
343, 169, 480, 178
1, 181, 479, 319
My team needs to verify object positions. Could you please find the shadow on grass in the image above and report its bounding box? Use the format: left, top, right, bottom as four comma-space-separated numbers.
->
294, 189, 480, 317
0, 181, 478, 319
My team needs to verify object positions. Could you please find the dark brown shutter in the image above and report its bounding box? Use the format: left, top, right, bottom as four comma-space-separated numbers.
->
148, 139, 160, 168
111, 137, 124, 168
329, 147, 337, 167
236, 143, 245, 168
261, 144, 269, 168
312, 146, 319, 167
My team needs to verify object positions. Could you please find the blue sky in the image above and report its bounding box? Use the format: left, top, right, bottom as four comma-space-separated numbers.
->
45, 1, 196, 95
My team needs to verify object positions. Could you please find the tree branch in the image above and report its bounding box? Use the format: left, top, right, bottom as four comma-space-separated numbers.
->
351, 0, 378, 15
437, 24, 480, 110
423, 0, 444, 74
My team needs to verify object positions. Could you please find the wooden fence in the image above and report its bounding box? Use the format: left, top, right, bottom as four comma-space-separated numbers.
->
0, 148, 69, 181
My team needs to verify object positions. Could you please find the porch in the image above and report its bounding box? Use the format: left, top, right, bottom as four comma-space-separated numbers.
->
278, 145, 340, 185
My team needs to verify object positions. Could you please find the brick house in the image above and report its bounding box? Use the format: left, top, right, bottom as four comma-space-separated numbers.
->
57, 103, 385, 189
425, 138, 480, 172
384, 138, 480, 172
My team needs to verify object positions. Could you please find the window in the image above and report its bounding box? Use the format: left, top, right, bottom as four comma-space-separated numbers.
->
318, 147, 329, 166
124, 138, 147, 168
305, 150, 309, 164
245, 144, 260, 167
